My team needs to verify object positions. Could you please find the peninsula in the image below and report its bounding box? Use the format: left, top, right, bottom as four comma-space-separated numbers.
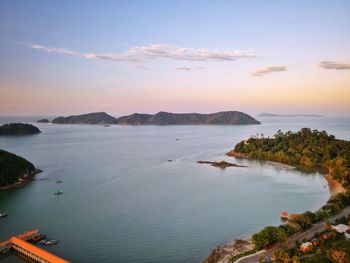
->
205, 128, 350, 263
0, 123, 41, 135
51, 111, 260, 125
0, 149, 40, 189
258, 113, 323, 117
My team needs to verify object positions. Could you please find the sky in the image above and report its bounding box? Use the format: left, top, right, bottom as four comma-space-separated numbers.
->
0, 0, 350, 116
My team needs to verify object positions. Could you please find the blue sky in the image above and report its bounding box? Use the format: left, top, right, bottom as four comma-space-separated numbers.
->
1, 0, 350, 116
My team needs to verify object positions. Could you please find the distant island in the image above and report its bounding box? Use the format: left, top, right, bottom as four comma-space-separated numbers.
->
36, 118, 50, 123
0, 123, 41, 135
0, 149, 40, 189
52, 112, 116, 124
52, 111, 260, 125
259, 113, 323, 117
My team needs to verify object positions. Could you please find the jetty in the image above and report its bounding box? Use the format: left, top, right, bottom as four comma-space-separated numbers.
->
0, 230, 69, 263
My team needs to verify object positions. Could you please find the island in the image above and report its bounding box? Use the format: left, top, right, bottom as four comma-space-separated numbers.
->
0, 149, 41, 190
0, 123, 41, 135
205, 128, 350, 263
51, 111, 260, 125
258, 113, 323, 117
36, 118, 50, 123
197, 160, 247, 168
52, 112, 117, 124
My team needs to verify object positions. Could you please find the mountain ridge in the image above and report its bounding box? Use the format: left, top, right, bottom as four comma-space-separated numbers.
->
52, 111, 260, 125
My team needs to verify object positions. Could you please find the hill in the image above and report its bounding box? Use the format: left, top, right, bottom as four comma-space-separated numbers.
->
230, 128, 350, 184
116, 111, 260, 125
0, 149, 37, 188
0, 123, 41, 135
51, 111, 260, 125
52, 112, 117, 124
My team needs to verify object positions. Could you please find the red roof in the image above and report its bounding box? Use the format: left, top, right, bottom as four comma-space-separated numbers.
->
10, 237, 70, 263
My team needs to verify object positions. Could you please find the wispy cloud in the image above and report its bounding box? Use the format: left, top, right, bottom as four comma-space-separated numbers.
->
252, 65, 287, 77
29, 44, 260, 65
175, 66, 206, 71
318, 61, 350, 70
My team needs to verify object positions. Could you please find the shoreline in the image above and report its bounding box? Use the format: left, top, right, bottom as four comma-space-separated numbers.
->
325, 173, 345, 198
0, 169, 42, 190
204, 155, 345, 263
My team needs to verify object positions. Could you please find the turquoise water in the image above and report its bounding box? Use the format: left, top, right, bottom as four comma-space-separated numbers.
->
0, 116, 349, 263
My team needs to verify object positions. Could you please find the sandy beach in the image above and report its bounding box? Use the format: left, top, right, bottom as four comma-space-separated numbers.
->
325, 173, 345, 198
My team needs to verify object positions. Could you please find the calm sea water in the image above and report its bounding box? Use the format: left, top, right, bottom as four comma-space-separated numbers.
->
0, 116, 349, 263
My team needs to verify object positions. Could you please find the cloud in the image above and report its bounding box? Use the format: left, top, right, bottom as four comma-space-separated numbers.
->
175, 66, 206, 71
176, 67, 192, 71
318, 61, 350, 70
252, 65, 287, 77
29, 43, 259, 65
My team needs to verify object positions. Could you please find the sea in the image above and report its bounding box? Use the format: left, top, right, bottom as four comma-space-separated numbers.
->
0, 116, 349, 263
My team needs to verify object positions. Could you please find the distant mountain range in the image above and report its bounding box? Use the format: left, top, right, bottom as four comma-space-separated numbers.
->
51, 111, 260, 125
258, 113, 323, 117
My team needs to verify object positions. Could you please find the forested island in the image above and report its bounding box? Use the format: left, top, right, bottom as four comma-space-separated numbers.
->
0, 149, 40, 189
36, 118, 50, 123
51, 111, 260, 125
206, 128, 350, 263
0, 123, 41, 135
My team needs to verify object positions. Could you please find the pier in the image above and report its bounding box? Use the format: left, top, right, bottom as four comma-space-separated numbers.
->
0, 230, 69, 263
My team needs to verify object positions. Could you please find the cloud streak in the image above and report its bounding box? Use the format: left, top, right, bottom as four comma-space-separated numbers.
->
29, 44, 259, 64
252, 65, 287, 77
318, 61, 350, 70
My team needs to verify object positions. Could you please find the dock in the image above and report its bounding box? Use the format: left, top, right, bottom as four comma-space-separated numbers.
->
0, 230, 69, 263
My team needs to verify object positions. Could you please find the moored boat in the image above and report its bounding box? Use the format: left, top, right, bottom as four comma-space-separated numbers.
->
0, 213, 8, 218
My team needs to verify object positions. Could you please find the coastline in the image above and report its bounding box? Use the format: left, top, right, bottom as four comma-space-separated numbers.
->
0, 169, 42, 190
325, 173, 345, 198
204, 155, 345, 263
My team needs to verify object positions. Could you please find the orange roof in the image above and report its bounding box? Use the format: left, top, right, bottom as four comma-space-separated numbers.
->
17, 229, 39, 239
10, 237, 70, 263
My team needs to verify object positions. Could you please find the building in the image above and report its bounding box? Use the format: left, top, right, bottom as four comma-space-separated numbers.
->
300, 242, 313, 252
331, 224, 350, 234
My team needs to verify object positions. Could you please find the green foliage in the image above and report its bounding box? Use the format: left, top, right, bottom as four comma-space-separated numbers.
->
233, 128, 350, 185
252, 226, 288, 250
0, 149, 35, 187
301, 253, 331, 263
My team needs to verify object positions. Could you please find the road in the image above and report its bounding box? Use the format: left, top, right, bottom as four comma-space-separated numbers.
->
235, 206, 350, 263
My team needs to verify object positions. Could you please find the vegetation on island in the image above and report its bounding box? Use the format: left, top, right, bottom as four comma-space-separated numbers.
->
0, 123, 41, 135
225, 128, 350, 263
51, 111, 261, 125
231, 128, 350, 185
0, 149, 36, 187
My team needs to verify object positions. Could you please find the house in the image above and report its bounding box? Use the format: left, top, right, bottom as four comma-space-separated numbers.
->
311, 238, 320, 247
300, 242, 313, 252
321, 232, 332, 240
345, 231, 350, 239
280, 211, 289, 219
331, 224, 350, 234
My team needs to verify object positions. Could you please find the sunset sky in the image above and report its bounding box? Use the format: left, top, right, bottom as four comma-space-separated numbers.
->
1, 0, 349, 116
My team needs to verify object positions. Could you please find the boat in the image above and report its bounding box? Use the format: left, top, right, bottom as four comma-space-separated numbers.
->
103, 124, 111, 127
0, 213, 8, 218
54, 191, 63, 195
42, 238, 59, 246
56, 180, 63, 183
